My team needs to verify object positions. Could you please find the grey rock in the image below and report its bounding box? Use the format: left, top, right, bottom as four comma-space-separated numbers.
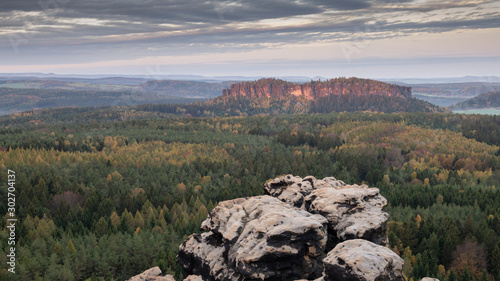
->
177, 175, 396, 281
305, 184, 389, 246
179, 195, 328, 280
421, 278, 440, 281
183, 275, 206, 281
264, 175, 346, 209
322, 239, 404, 281
127, 267, 175, 281
266, 175, 389, 247
177, 231, 237, 281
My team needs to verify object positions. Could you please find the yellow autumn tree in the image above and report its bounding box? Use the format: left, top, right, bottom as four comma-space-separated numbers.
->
383, 174, 391, 185
107, 171, 123, 181
133, 211, 144, 229
177, 182, 187, 193
110, 211, 120, 228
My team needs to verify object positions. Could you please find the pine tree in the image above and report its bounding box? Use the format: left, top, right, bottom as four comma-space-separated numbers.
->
480, 270, 490, 281
67, 239, 77, 255
133, 211, 145, 229
94, 217, 109, 236
53, 242, 63, 257
449, 270, 459, 281
492, 244, 500, 276
460, 268, 475, 281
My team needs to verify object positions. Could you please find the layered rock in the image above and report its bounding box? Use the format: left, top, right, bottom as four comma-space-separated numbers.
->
127, 267, 175, 281
306, 184, 389, 246
322, 239, 404, 281
222, 78, 412, 101
265, 175, 389, 247
177, 231, 233, 280
264, 175, 346, 209
178, 196, 328, 280
178, 175, 401, 281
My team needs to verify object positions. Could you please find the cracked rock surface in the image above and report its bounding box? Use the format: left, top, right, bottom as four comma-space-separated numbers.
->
266, 175, 389, 247
323, 239, 404, 281
177, 175, 403, 281
179, 195, 327, 280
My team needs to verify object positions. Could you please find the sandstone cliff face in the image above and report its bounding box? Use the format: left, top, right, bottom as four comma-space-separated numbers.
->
178, 175, 405, 281
222, 78, 412, 101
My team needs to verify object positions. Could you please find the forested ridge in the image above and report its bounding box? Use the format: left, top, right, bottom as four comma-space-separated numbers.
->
0, 87, 206, 115
451, 92, 500, 110
0, 110, 499, 281
0, 77, 447, 116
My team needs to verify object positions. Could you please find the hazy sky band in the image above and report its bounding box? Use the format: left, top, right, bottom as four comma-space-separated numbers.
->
1, 0, 499, 77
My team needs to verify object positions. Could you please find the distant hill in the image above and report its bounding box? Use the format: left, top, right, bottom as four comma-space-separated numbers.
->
138, 80, 233, 98
0, 77, 446, 116
384, 76, 500, 84
450, 91, 500, 110
0, 79, 232, 115
406, 82, 500, 107
0, 87, 205, 116
221, 77, 412, 100
202, 78, 445, 114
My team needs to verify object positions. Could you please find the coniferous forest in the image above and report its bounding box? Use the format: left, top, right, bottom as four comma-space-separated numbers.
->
0, 108, 499, 281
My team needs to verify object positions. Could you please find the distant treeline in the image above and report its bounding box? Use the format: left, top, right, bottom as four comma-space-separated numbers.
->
0, 88, 207, 115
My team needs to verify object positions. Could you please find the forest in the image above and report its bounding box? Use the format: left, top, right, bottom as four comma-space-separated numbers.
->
0, 87, 205, 115
0, 109, 499, 281
451, 92, 500, 110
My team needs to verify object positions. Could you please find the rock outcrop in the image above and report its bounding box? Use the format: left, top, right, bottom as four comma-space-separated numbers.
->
265, 175, 389, 247
177, 175, 403, 281
222, 78, 412, 101
127, 267, 175, 281
178, 196, 328, 280
322, 239, 404, 281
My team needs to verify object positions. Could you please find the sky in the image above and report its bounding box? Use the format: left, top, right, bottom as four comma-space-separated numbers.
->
0, 0, 499, 79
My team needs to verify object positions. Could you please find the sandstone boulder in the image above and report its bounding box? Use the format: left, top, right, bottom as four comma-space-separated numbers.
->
178, 195, 328, 280
127, 267, 175, 281
266, 175, 389, 246
305, 184, 389, 246
177, 231, 236, 280
177, 175, 400, 281
264, 175, 346, 209
183, 275, 205, 281
322, 239, 404, 281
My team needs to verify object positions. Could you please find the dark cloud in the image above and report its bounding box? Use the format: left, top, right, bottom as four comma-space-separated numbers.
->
1, 0, 496, 32
1, 0, 324, 23
0, 0, 498, 68
0, 0, 42, 12
376, 15, 500, 33
306, 0, 372, 10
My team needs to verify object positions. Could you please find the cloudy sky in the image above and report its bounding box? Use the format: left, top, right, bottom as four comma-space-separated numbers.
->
0, 0, 499, 78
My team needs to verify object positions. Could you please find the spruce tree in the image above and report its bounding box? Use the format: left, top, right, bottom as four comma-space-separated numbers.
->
492, 244, 500, 276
